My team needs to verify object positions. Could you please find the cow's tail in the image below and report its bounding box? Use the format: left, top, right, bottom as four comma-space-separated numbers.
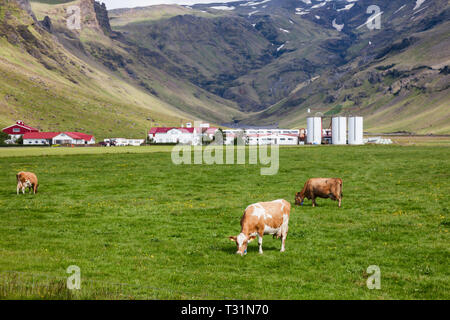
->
339, 179, 343, 197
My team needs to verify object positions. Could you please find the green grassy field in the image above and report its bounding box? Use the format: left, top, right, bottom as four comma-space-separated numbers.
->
0, 145, 449, 299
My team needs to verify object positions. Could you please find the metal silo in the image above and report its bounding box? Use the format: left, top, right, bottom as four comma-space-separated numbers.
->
307, 117, 322, 144
332, 116, 347, 145
348, 116, 363, 145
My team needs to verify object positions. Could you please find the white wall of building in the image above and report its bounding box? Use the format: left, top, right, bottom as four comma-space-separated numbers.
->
107, 138, 144, 146
23, 139, 50, 145
153, 129, 194, 144
224, 129, 300, 145
52, 133, 95, 145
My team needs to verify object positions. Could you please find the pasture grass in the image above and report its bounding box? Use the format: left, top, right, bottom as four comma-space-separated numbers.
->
0, 145, 449, 299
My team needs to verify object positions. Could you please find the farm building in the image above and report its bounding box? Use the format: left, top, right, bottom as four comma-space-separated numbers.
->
246, 129, 300, 145
2, 120, 39, 142
223, 129, 245, 145
223, 129, 300, 145
104, 138, 145, 146
149, 127, 196, 144
149, 127, 220, 145
23, 132, 95, 145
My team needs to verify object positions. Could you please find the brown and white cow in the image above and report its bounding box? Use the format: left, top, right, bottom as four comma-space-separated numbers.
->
229, 199, 291, 256
295, 178, 342, 207
16, 172, 38, 195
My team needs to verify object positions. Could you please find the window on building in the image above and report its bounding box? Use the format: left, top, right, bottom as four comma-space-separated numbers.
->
13, 128, 20, 133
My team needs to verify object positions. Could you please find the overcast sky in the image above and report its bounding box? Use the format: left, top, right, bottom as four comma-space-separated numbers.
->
102, 0, 237, 10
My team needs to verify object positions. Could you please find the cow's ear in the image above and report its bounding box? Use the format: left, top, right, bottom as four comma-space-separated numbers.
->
248, 235, 257, 243
229, 236, 237, 242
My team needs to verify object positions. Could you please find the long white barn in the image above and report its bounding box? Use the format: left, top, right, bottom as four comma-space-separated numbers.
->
224, 129, 300, 145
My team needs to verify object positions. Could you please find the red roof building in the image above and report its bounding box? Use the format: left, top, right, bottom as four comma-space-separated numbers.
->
22, 132, 59, 140
2, 121, 39, 139
23, 132, 95, 145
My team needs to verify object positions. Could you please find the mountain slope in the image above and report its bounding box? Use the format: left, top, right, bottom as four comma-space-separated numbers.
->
110, 0, 449, 133
0, 0, 245, 139
30, 0, 244, 124
0, 0, 196, 138
248, 0, 450, 133
2, 0, 449, 135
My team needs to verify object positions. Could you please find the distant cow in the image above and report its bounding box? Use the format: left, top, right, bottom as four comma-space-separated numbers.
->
16, 172, 38, 195
229, 199, 291, 256
295, 178, 343, 207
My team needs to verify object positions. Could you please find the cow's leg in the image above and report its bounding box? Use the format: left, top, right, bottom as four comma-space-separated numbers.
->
338, 196, 342, 208
280, 233, 287, 252
312, 197, 317, 207
258, 234, 263, 254
280, 216, 289, 252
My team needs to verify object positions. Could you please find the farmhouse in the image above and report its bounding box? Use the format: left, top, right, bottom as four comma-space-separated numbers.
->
23, 132, 95, 145
2, 120, 39, 142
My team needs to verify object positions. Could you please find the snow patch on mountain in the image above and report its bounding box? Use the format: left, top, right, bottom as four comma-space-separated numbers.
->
240, 0, 272, 7
394, 4, 407, 14
311, 2, 326, 9
337, 3, 355, 11
413, 0, 426, 11
210, 6, 235, 10
332, 19, 344, 32
295, 8, 309, 15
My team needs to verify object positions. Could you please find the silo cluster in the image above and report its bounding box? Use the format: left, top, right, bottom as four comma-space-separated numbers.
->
306, 116, 364, 145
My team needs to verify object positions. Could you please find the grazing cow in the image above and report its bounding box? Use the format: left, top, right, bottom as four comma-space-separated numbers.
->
295, 178, 343, 207
16, 172, 38, 195
229, 199, 291, 256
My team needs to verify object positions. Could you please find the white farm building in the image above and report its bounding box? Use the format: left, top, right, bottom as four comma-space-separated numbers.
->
22, 132, 95, 145
223, 129, 300, 145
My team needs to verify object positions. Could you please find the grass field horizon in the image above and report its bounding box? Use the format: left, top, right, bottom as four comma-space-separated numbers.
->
0, 145, 449, 299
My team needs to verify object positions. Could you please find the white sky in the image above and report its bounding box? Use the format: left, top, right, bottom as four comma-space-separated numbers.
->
101, 0, 238, 10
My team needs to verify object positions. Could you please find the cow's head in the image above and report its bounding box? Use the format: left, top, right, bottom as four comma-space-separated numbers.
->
295, 192, 304, 206
228, 233, 256, 256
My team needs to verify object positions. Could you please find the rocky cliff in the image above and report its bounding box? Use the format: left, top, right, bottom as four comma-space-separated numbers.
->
93, 1, 112, 35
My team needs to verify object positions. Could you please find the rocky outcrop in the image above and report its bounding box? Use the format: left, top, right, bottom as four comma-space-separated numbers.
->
41, 16, 52, 32
94, 1, 112, 35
